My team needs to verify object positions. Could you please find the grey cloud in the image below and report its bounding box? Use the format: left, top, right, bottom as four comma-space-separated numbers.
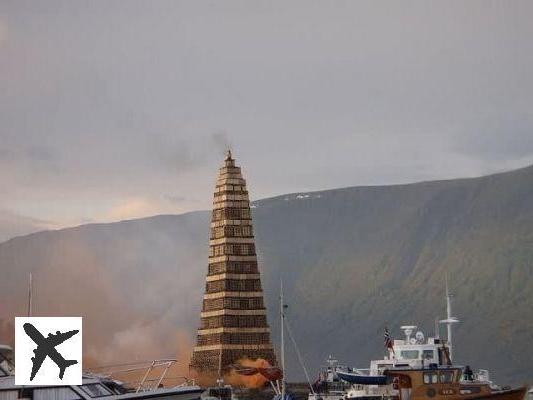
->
26, 146, 55, 161
0, 0, 532, 238
164, 195, 199, 204
0, 145, 61, 173
0, 209, 56, 242
0, 148, 12, 160
453, 115, 533, 161
152, 138, 199, 172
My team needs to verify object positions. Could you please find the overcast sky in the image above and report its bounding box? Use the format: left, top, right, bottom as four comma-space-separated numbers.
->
1, 0, 533, 240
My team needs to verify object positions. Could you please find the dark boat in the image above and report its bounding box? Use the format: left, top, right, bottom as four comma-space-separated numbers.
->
336, 371, 388, 386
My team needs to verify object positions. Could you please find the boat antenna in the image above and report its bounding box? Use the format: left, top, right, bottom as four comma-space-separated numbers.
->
27, 272, 33, 317
280, 279, 286, 400
439, 273, 459, 361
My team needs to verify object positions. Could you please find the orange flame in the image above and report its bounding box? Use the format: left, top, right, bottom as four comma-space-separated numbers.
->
225, 358, 274, 389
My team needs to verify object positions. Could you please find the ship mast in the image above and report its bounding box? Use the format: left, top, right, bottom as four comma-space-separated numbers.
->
439, 274, 459, 361
445, 277, 452, 355
280, 279, 286, 400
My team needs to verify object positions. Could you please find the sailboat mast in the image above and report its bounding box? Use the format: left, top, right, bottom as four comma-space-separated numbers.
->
280, 279, 286, 399
27, 272, 33, 317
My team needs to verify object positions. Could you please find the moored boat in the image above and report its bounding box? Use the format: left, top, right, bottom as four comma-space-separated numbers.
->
337, 278, 525, 400
308, 356, 351, 400
0, 345, 204, 400
385, 365, 526, 400
335, 371, 387, 386
342, 325, 450, 400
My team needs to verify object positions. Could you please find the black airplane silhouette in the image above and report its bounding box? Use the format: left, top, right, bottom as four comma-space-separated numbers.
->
23, 322, 79, 380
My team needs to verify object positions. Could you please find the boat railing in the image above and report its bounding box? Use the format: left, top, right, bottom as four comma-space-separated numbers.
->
87, 359, 194, 392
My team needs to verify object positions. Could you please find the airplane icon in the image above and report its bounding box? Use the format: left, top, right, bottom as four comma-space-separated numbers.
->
23, 323, 79, 381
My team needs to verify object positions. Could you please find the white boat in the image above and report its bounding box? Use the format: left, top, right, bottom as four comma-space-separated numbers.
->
342, 325, 450, 400
308, 355, 350, 400
341, 278, 505, 400
0, 345, 203, 400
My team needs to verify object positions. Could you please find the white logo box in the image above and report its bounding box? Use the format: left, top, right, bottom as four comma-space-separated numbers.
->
15, 317, 82, 386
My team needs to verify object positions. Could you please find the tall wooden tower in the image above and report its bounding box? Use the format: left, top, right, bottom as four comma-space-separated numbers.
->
189, 151, 276, 377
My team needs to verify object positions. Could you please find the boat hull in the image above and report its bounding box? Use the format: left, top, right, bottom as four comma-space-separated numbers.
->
310, 393, 346, 400
115, 388, 204, 400
336, 371, 388, 385
344, 387, 527, 400
469, 387, 527, 400
345, 396, 395, 400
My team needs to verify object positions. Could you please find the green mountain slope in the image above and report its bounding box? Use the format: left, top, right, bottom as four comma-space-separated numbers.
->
1, 165, 532, 384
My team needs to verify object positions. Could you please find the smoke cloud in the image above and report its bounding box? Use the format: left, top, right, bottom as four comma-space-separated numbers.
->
210, 132, 233, 158
0, 215, 208, 385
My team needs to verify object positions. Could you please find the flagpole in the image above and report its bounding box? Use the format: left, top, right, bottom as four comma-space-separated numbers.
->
27, 272, 33, 317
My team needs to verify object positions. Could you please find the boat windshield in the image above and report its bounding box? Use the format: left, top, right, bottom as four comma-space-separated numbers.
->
439, 371, 454, 383
423, 370, 456, 384
400, 350, 419, 359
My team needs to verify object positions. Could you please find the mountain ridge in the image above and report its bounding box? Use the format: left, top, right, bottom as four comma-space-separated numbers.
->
4, 163, 533, 244
1, 164, 532, 385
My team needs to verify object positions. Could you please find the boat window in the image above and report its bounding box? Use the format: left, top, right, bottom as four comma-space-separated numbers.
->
439, 371, 454, 383
400, 350, 419, 359
423, 372, 438, 384
460, 386, 481, 394
422, 350, 434, 360
33, 387, 81, 400
80, 384, 113, 398
0, 391, 19, 400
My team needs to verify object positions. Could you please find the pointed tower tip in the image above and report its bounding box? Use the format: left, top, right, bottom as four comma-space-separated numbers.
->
223, 149, 235, 168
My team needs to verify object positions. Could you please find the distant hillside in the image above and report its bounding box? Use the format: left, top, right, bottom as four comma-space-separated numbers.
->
1, 165, 533, 384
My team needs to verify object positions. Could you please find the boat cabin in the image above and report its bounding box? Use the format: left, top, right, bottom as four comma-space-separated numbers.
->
385, 366, 493, 400
369, 327, 450, 376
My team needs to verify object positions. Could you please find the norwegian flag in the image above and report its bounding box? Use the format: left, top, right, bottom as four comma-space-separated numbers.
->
384, 327, 395, 353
